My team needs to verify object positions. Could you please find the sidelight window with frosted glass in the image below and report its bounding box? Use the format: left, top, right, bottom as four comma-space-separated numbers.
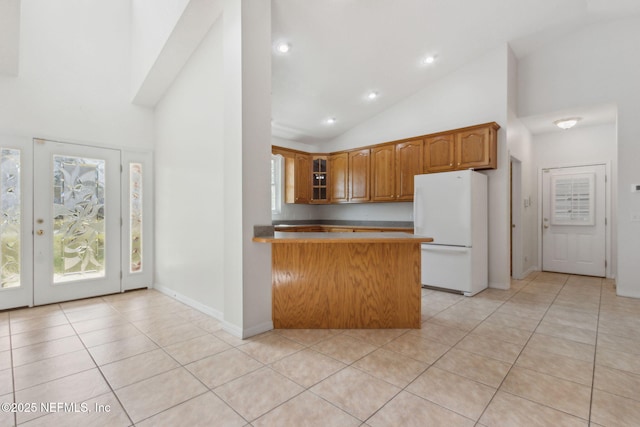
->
1, 148, 21, 289
130, 163, 143, 273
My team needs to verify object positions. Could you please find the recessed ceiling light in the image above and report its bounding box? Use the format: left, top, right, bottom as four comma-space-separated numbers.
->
554, 117, 581, 130
367, 91, 378, 100
325, 117, 337, 125
423, 55, 436, 65
275, 42, 291, 54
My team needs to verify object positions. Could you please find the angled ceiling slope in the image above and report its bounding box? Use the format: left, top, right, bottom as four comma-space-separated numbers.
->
0, 0, 20, 76
131, 0, 222, 107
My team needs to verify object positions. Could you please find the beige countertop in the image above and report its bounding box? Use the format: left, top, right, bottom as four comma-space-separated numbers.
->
253, 231, 432, 244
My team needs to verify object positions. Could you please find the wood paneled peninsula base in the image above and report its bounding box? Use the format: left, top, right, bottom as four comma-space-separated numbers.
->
253, 232, 433, 329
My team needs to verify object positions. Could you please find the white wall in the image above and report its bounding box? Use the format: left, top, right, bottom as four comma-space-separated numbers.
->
506, 45, 538, 279
533, 124, 616, 169
271, 135, 318, 153
518, 16, 639, 296
314, 202, 414, 223
154, 19, 225, 314
508, 115, 537, 277
533, 123, 617, 277
131, 0, 190, 100
222, 0, 272, 337
154, 0, 272, 338
0, 0, 20, 75
320, 46, 511, 289
0, 0, 154, 150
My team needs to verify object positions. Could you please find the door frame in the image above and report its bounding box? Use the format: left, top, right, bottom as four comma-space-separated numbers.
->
0, 136, 153, 310
33, 139, 122, 305
537, 161, 612, 278
510, 156, 524, 279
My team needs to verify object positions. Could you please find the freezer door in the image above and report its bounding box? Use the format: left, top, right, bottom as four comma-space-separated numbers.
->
414, 171, 472, 246
421, 244, 471, 293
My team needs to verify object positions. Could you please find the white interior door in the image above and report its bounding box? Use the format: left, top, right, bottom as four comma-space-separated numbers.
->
33, 139, 121, 305
542, 164, 606, 277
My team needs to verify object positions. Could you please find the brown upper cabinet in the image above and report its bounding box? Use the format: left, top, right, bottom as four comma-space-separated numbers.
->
371, 139, 423, 202
456, 125, 497, 170
329, 152, 348, 203
291, 153, 311, 203
272, 147, 311, 204
424, 134, 455, 173
425, 122, 499, 173
348, 149, 371, 202
273, 121, 499, 205
329, 150, 370, 203
371, 144, 396, 201
395, 139, 423, 200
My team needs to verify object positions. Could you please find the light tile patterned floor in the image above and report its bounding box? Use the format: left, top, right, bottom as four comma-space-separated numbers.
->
1, 272, 639, 426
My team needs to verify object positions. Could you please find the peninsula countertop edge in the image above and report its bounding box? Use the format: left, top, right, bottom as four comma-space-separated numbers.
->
253, 231, 434, 244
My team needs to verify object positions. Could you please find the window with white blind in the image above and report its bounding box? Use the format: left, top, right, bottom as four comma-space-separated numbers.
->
271, 154, 283, 214
551, 172, 595, 225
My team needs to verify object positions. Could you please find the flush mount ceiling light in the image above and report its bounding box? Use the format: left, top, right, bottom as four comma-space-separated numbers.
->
325, 117, 337, 125
554, 117, 582, 130
367, 91, 378, 100
275, 42, 291, 54
422, 55, 436, 65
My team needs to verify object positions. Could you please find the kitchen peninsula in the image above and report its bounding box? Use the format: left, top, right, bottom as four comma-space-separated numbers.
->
253, 231, 432, 329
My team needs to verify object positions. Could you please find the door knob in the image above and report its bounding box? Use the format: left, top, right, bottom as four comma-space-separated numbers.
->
36, 230, 44, 235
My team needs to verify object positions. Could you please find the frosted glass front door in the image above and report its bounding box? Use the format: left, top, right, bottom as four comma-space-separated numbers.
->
34, 140, 121, 305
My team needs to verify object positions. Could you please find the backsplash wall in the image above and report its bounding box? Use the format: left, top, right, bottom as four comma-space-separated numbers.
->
273, 201, 414, 223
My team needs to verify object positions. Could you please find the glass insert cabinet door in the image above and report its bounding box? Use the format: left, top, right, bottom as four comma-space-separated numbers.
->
33, 140, 121, 305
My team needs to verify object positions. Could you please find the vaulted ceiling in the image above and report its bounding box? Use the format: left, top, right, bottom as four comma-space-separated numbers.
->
271, 0, 640, 143
2, 1, 638, 141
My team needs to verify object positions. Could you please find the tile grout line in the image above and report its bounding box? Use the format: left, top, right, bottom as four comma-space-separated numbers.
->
360, 283, 527, 425
104, 293, 255, 426
7, 310, 17, 427
60, 296, 136, 427
420, 279, 535, 423
587, 278, 604, 424
5, 280, 631, 426
102, 295, 227, 426
473, 274, 573, 424
478, 275, 606, 424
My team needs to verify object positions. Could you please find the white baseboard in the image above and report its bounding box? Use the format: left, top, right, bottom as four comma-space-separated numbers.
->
615, 287, 640, 299
240, 321, 274, 339
519, 266, 539, 280
153, 283, 223, 321
489, 281, 510, 290
153, 283, 274, 339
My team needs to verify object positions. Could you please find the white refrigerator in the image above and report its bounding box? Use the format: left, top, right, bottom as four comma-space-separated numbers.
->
413, 170, 488, 296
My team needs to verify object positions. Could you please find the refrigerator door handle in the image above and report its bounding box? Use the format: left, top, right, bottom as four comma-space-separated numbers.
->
422, 245, 469, 253
414, 187, 423, 233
